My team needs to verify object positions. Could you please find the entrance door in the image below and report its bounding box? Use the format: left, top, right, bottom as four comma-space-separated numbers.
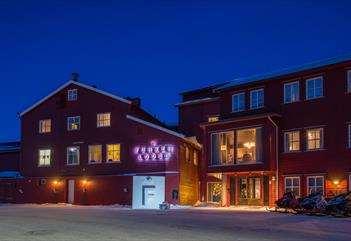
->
238, 176, 262, 205
67, 180, 75, 204
142, 185, 157, 207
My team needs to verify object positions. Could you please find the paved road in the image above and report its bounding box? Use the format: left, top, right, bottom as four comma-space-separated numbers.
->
0, 205, 350, 241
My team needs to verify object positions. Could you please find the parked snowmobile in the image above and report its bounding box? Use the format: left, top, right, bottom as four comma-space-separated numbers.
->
275, 191, 301, 213
298, 192, 327, 215
325, 192, 351, 216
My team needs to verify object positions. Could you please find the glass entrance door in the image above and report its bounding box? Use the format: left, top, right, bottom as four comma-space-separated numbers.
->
238, 176, 262, 205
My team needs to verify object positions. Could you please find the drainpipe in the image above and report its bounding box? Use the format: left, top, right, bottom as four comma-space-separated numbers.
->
268, 116, 279, 201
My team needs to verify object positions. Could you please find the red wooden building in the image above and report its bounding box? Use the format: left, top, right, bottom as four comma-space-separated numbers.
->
12, 76, 200, 208
177, 55, 351, 206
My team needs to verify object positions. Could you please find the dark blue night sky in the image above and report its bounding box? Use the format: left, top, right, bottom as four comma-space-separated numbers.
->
0, 0, 350, 142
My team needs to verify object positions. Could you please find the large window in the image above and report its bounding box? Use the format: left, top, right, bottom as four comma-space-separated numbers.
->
306, 77, 323, 100
207, 182, 222, 203
284, 81, 299, 103
107, 144, 120, 162
97, 113, 111, 127
38, 149, 51, 167
67, 116, 80, 131
232, 93, 245, 112
67, 146, 80, 165
284, 131, 300, 152
88, 145, 102, 164
250, 89, 264, 109
211, 132, 234, 165
67, 89, 77, 101
237, 128, 262, 164
39, 119, 51, 133
285, 177, 300, 196
306, 128, 323, 150
347, 70, 351, 93
307, 176, 324, 194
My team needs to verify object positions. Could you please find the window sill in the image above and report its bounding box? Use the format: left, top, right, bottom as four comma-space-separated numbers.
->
38, 165, 51, 168
304, 96, 325, 101
304, 148, 327, 152
209, 162, 264, 167
282, 150, 302, 154
282, 100, 301, 105
106, 161, 121, 164
88, 162, 103, 165
66, 163, 80, 166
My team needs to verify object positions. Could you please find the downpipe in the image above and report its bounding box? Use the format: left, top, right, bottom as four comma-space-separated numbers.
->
268, 116, 279, 201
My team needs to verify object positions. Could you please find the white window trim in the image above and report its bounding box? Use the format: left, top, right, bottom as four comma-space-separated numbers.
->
106, 144, 121, 163
88, 145, 102, 164
97, 112, 111, 128
348, 125, 351, 148
250, 89, 264, 110
305, 77, 323, 100
66, 146, 80, 166
67, 116, 81, 131
232, 92, 245, 112
38, 149, 51, 167
347, 70, 351, 93
284, 176, 300, 197
67, 89, 78, 101
284, 81, 300, 104
284, 131, 300, 152
39, 119, 51, 134
307, 176, 324, 195
306, 128, 324, 150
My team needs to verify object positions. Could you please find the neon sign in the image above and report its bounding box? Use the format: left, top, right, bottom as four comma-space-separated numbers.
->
134, 140, 175, 162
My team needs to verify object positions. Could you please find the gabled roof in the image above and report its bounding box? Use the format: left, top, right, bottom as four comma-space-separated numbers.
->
217, 54, 351, 91
0, 142, 20, 153
20, 80, 132, 117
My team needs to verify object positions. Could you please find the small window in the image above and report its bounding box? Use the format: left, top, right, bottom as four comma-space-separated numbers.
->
284, 82, 300, 103
307, 176, 324, 194
348, 70, 351, 93
306, 128, 323, 150
97, 113, 111, 127
194, 150, 198, 166
67, 146, 80, 165
39, 119, 51, 133
185, 146, 190, 162
284, 131, 300, 152
39, 149, 51, 167
88, 145, 102, 164
232, 93, 245, 112
67, 116, 80, 131
67, 89, 77, 101
250, 89, 264, 109
306, 77, 323, 100
107, 144, 120, 162
348, 125, 351, 148
284, 177, 300, 197
208, 116, 219, 122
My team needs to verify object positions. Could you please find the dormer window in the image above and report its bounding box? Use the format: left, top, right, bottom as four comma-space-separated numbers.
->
67, 89, 78, 101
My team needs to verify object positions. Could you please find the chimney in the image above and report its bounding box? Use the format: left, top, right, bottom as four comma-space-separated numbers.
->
125, 96, 141, 107
72, 72, 79, 82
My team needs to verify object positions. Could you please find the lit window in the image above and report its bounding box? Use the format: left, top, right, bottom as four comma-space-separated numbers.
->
208, 116, 219, 122
284, 131, 300, 152
194, 150, 198, 166
88, 145, 102, 164
307, 176, 324, 194
237, 128, 262, 164
250, 89, 264, 109
284, 82, 300, 103
97, 113, 111, 127
67, 89, 77, 101
211, 131, 234, 165
306, 77, 323, 100
285, 177, 300, 197
67, 146, 80, 165
348, 70, 351, 93
207, 182, 222, 203
107, 144, 120, 162
39, 149, 51, 166
307, 128, 323, 150
185, 146, 190, 162
39, 119, 51, 133
67, 116, 80, 131
232, 93, 245, 112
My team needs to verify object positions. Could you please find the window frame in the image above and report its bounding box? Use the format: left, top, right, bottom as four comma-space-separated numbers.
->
307, 176, 324, 195
39, 119, 51, 134
284, 130, 300, 152
306, 128, 324, 150
284, 177, 300, 197
88, 145, 102, 164
106, 144, 121, 163
66, 146, 80, 166
67, 89, 78, 101
232, 92, 245, 112
38, 149, 51, 167
284, 81, 300, 104
348, 124, 351, 148
306, 77, 323, 100
97, 112, 111, 128
250, 88, 264, 109
347, 70, 351, 93
67, 116, 81, 131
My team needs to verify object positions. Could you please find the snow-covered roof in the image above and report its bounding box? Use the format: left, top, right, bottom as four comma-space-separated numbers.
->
20, 80, 132, 117
0, 171, 22, 178
0, 142, 20, 152
217, 54, 351, 91
175, 97, 219, 107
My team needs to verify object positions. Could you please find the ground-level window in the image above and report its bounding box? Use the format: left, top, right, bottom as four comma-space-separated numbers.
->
306, 128, 323, 150
284, 131, 300, 152
107, 144, 120, 162
67, 146, 80, 165
284, 177, 300, 196
97, 113, 111, 127
307, 176, 324, 194
38, 149, 51, 166
88, 145, 102, 164
39, 119, 51, 133
207, 182, 222, 203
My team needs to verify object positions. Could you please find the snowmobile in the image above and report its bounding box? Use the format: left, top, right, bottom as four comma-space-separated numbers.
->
298, 192, 327, 215
273, 191, 301, 213
325, 191, 351, 217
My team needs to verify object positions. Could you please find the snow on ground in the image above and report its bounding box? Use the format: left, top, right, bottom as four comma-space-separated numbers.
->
0, 204, 350, 241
